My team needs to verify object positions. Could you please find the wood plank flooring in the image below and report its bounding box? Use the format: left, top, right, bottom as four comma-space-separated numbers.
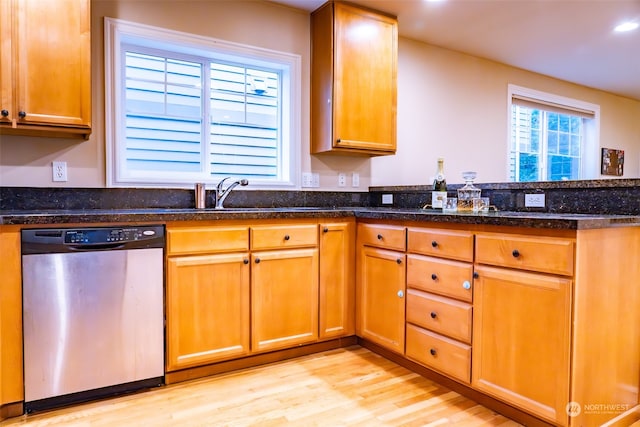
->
1, 346, 522, 426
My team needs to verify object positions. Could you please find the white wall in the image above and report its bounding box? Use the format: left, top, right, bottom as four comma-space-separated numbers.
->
1, 0, 638, 189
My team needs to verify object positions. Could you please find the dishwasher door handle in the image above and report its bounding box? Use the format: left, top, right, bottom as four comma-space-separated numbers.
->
68, 243, 126, 251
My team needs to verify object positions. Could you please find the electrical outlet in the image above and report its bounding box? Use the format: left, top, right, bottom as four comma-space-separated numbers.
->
338, 173, 346, 187
52, 161, 68, 182
302, 172, 313, 188
382, 194, 393, 205
525, 193, 545, 208
352, 172, 360, 187
311, 173, 320, 188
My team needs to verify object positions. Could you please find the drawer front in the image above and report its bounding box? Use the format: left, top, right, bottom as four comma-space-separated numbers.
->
167, 226, 249, 255
406, 323, 471, 383
406, 289, 472, 343
407, 254, 473, 302
358, 223, 406, 251
251, 224, 318, 250
407, 227, 473, 262
475, 233, 574, 276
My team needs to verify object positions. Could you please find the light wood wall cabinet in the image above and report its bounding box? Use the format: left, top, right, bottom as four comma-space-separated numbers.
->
166, 226, 251, 371
319, 221, 355, 339
311, 1, 397, 155
405, 228, 474, 384
0, 0, 91, 139
356, 223, 406, 354
0, 226, 23, 421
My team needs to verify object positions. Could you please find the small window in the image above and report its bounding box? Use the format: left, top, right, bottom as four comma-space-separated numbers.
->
105, 18, 301, 188
508, 85, 600, 182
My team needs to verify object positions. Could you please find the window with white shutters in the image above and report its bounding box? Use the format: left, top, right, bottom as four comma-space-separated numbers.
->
508, 85, 600, 182
105, 18, 300, 188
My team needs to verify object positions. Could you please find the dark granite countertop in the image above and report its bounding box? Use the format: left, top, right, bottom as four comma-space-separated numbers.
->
1, 207, 639, 230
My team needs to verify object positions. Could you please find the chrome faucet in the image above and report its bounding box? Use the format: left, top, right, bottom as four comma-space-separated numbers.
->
214, 177, 249, 209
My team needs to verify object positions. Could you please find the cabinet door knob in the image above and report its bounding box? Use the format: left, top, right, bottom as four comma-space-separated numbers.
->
243, 258, 249, 265
396, 258, 402, 264
284, 234, 290, 241
18, 111, 26, 119
377, 234, 383, 240
431, 240, 438, 247
429, 348, 437, 356
473, 271, 479, 279
323, 227, 329, 233
397, 290, 404, 298
512, 249, 520, 258
255, 257, 261, 264
0, 109, 8, 117
462, 280, 471, 290
430, 311, 437, 319
431, 273, 438, 281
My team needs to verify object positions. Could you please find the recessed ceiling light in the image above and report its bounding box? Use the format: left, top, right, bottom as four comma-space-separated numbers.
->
614, 21, 639, 32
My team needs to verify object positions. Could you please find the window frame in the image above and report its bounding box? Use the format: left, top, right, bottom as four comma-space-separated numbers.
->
507, 84, 601, 182
104, 17, 301, 189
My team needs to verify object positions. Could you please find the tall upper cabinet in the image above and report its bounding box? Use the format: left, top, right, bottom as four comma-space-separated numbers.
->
0, 0, 91, 139
311, 1, 397, 156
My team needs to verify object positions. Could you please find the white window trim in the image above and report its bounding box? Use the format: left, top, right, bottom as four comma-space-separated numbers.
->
507, 84, 601, 181
104, 17, 301, 189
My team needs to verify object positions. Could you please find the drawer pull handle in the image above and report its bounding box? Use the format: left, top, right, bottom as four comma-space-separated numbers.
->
323, 227, 329, 233
0, 109, 8, 117
396, 258, 402, 265
431, 273, 438, 281
18, 110, 26, 119
462, 280, 471, 290
431, 240, 438, 247
284, 234, 290, 241
512, 249, 520, 258
430, 311, 437, 319
243, 258, 249, 265
430, 348, 437, 356
397, 290, 404, 298
255, 257, 261, 264
377, 234, 383, 240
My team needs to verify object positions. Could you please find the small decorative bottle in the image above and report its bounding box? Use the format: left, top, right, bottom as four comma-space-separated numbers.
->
457, 171, 481, 212
431, 158, 447, 208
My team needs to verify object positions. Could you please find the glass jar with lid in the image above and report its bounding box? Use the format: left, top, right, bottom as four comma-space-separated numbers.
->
457, 171, 481, 212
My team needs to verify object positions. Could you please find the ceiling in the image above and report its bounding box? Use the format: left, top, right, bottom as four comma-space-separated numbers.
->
270, 0, 640, 101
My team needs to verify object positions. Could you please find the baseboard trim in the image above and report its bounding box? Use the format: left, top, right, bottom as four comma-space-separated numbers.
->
0, 401, 24, 421
358, 338, 556, 427
165, 336, 358, 385
600, 404, 640, 427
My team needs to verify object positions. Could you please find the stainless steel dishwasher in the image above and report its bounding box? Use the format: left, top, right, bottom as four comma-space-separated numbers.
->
21, 225, 165, 412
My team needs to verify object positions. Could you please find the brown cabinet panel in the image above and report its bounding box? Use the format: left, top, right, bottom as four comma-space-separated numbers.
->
167, 226, 249, 255
407, 227, 474, 262
406, 254, 473, 302
251, 224, 317, 250
357, 223, 406, 251
406, 324, 471, 384
406, 289, 472, 344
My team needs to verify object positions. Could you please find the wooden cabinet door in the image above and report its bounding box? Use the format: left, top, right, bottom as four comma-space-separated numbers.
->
166, 252, 250, 371
319, 221, 355, 339
251, 248, 319, 352
472, 265, 572, 426
333, 3, 397, 154
357, 246, 406, 354
12, 0, 91, 128
0, 1, 13, 127
0, 227, 24, 413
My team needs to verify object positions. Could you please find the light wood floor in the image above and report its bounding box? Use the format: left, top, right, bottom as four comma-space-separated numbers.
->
1, 346, 521, 426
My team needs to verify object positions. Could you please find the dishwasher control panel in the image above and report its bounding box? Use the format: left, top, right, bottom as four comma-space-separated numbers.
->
65, 227, 158, 244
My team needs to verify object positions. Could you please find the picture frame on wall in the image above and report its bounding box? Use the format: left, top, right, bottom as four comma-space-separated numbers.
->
601, 148, 624, 176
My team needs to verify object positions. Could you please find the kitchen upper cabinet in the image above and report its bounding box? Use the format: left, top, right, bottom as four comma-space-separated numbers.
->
311, 1, 397, 156
319, 221, 355, 339
356, 224, 406, 354
0, 0, 91, 138
0, 226, 23, 420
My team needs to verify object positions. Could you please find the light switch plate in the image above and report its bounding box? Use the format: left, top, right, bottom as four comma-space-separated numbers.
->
382, 194, 393, 205
525, 193, 545, 208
